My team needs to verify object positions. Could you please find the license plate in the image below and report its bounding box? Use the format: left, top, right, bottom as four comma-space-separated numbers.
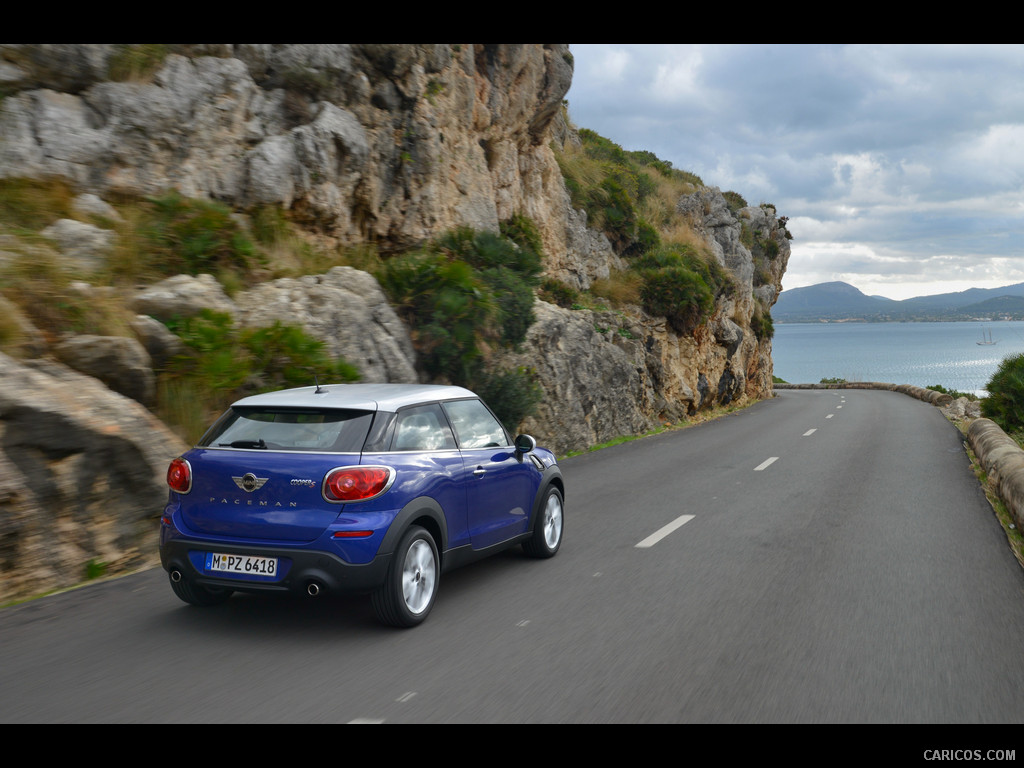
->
206, 552, 278, 577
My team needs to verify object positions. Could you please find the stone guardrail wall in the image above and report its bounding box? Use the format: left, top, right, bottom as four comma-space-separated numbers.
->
967, 419, 1024, 530
775, 381, 1024, 529
773, 381, 953, 406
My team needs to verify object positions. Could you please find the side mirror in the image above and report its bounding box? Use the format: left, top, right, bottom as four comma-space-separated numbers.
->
514, 434, 536, 457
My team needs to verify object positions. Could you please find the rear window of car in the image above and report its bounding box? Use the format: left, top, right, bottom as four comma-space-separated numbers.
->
198, 408, 374, 453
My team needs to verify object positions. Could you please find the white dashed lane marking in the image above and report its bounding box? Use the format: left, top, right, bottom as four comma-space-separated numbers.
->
754, 457, 779, 471
636, 514, 695, 548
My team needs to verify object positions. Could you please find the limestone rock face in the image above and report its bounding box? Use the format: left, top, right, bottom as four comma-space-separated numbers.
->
500, 187, 790, 455
0, 44, 574, 255
496, 301, 659, 456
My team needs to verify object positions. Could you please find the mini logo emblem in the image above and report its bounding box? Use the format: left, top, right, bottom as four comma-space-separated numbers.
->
233, 473, 269, 492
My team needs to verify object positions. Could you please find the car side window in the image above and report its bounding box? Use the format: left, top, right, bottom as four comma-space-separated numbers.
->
391, 403, 457, 451
442, 399, 508, 450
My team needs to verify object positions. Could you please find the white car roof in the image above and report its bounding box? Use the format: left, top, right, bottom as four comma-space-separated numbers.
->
230, 382, 479, 412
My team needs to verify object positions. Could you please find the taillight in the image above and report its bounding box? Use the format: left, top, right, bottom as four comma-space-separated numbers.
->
167, 458, 192, 494
323, 466, 394, 503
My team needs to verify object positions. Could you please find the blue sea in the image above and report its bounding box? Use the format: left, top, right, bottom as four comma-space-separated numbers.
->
771, 321, 1024, 396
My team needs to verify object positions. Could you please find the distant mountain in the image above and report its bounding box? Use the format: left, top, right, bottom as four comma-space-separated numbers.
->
773, 282, 895, 320
900, 283, 1024, 311
773, 281, 1024, 322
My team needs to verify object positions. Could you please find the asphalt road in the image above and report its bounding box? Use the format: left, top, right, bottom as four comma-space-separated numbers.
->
3, 389, 1024, 724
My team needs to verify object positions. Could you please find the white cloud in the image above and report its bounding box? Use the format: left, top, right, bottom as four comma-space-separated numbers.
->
586, 46, 632, 85
950, 123, 1024, 187
649, 47, 705, 102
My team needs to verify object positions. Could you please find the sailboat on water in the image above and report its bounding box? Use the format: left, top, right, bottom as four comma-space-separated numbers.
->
977, 329, 998, 346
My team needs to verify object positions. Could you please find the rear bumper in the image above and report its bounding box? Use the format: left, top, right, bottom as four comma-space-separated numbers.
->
160, 538, 391, 596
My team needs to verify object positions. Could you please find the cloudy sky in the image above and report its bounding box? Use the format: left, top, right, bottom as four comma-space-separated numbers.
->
565, 44, 1024, 300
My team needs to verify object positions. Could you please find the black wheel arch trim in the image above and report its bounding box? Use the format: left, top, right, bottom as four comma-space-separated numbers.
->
528, 465, 564, 528
379, 496, 449, 556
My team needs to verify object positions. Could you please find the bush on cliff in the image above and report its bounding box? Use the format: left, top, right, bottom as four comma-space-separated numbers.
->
983, 354, 1024, 436
139, 191, 261, 281
750, 306, 774, 341
555, 127, 703, 259
470, 365, 543, 432
376, 224, 544, 428
631, 243, 731, 334
159, 309, 359, 441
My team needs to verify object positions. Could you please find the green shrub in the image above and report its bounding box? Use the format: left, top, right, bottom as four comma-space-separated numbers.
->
625, 219, 660, 258
632, 242, 703, 271
159, 309, 359, 439
480, 265, 536, 348
140, 191, 260, 279
435, 226, 542, 280
243, 322, 360, 391
539, 277, 579, 308
983, 354, 1024, 433
577, 128, 629, 166
639, 265, 715, 334
555, 128, 703, 258
631, 243, 730, 334
626, 150, 674, 177
500, 214, 544, 261
107, 44, 169, 81
750, 308, 774, 340
469, 365, 543, 432
379, 225, 544, 382
723, 190, 748, 213
928, 384, 978, 401
249, 205, 292, 246
378, 252, 494, 382
84, 559, 107, 581
739, 222, 755, 249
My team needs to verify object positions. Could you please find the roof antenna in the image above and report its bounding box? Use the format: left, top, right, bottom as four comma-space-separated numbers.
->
314, 373, 325, 394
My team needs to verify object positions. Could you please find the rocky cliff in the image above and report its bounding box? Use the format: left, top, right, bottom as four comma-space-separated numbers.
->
0, 44, 789, 600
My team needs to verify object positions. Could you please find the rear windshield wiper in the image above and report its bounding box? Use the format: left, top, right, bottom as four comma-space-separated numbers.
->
218, 439, 267, 449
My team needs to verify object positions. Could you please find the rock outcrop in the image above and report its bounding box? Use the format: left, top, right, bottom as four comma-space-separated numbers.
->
0, 353, 189, 600
0, 44, 573, 253
497, 189, 789, 456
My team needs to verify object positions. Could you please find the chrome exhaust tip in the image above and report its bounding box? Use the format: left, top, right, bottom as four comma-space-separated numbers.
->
307, 582, 321, 597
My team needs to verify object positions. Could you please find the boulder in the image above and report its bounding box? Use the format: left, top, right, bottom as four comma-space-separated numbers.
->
53, 334, 156, 407
0, 352, 189, 603
234, 266, 418, 384
130, 273, 236, 323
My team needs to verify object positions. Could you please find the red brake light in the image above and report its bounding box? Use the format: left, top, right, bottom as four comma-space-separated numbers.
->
323, 466, 393, 502
167, 458, 192, 494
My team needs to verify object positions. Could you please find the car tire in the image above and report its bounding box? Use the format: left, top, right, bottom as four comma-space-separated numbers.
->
523, 485, 563, 559
169, 573, 233, 607
371, 525, 439, 628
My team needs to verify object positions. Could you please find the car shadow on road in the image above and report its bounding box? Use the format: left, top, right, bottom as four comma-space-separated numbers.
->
147, 547, 535, 639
